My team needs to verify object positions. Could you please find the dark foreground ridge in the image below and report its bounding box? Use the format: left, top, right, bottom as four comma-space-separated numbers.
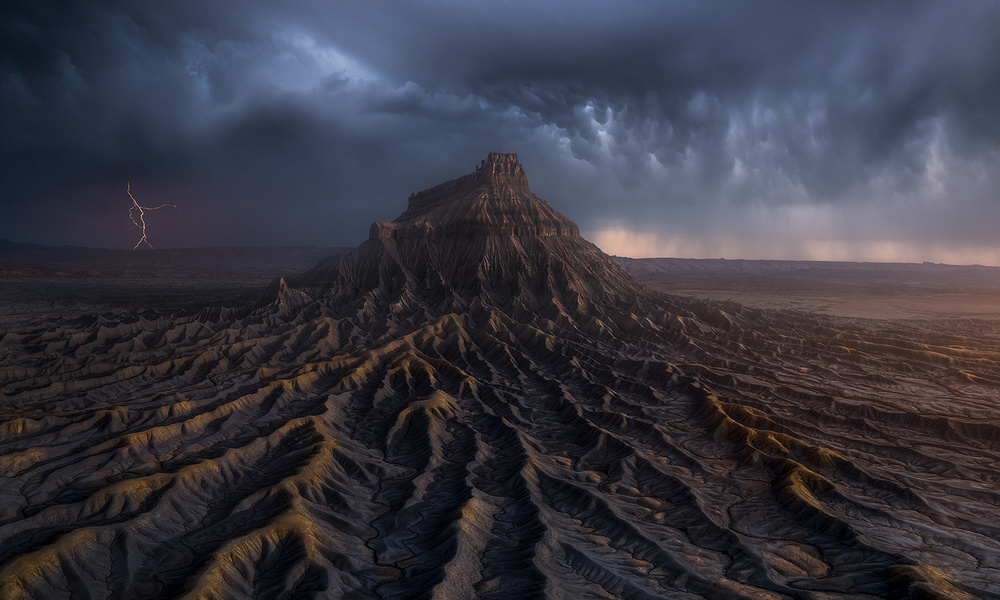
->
2, 154, 999, 599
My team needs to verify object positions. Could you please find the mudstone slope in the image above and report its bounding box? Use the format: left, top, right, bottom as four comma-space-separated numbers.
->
2, 153, 1000, 599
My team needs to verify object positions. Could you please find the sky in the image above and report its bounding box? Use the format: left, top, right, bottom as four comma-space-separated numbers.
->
3, 1, 1000, 264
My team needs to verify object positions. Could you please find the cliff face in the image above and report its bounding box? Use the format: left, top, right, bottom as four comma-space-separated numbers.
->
300, 153, 639, 323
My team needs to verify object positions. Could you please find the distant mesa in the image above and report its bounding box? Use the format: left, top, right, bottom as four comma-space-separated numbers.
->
0, 238, 106, 254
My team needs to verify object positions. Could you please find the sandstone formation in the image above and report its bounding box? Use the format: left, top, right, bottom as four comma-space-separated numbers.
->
2, 153, 999, 599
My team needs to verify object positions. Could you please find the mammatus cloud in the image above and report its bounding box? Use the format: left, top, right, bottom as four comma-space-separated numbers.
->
2, 1, 1000, 263
588, 114, 1000, 264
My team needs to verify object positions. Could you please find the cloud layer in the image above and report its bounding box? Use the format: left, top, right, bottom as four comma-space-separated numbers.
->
3, 1, 999, 262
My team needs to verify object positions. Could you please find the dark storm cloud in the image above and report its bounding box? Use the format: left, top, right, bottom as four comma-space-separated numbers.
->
2, 0, 1000, 262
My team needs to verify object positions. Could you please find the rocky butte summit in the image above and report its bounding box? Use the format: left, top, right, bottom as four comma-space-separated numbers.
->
294, 152, 642, 322
1, 153, 999, 599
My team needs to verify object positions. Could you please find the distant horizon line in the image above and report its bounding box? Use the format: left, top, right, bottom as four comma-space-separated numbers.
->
2, 237, 998, 269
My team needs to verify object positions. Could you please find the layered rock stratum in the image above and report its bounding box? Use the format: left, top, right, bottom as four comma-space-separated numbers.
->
2, 153, 1000, 599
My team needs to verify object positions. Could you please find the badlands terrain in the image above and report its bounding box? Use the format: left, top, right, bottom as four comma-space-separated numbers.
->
2, 153, 999, 599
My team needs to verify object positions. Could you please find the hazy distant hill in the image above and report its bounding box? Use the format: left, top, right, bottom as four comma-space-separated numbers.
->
616, 255, 1000, 288
0, 238, 107, 253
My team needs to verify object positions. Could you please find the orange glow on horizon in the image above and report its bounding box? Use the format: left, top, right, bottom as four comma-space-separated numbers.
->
589, 226, 1000, 267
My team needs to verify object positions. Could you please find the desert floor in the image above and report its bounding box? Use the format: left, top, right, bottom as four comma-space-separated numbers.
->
618, 257, 1000, 320
3, 248, 999, 599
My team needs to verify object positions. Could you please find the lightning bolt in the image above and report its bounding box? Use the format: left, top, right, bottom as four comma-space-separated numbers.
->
127, 182, 180, 250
